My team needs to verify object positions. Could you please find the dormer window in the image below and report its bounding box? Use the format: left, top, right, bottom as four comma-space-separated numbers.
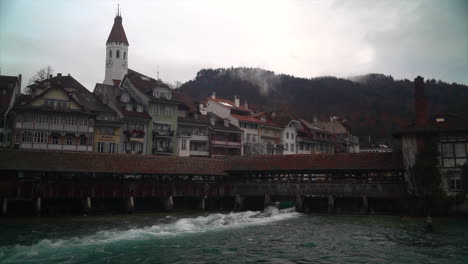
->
137, 105, 143, 112
224, 119, 230, 127
153, 89, 160, 98
436, 117, 445, 123
125, 104, 133, 111
121, 93, 130, 103
210, 117, 216, 126
166, 92, 172, 100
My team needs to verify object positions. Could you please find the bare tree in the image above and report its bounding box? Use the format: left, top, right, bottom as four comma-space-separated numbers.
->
29, 65, 54, 84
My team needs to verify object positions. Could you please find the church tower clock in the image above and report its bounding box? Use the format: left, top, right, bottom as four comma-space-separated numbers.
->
104, 7, 129, 85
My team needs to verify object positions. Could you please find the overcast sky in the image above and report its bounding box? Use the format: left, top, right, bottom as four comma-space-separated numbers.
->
1, 0, 467, 91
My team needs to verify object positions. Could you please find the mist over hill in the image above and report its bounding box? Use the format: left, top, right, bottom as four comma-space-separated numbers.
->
180, 67, 468, 144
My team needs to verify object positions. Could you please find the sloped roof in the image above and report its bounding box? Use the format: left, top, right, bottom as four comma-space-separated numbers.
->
0, 149, 225, 175
224, 153, 403, 172
393, 112, 468, 136
106, 16, 129, 45
174, 92, 197, 112
125, 69, 171, 96
207, 97, 253, 113
208, 113, 243, 133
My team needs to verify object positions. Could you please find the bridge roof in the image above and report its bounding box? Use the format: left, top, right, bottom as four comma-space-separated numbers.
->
0, 150, 225, 175
223, 153, 403, 172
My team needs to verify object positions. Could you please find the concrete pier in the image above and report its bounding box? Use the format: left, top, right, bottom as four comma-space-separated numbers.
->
2, 198, 7, 215
328, 195, 335, 213
234, 194, 244, 211
264, 194, 271, 208
164, 196, 174, 211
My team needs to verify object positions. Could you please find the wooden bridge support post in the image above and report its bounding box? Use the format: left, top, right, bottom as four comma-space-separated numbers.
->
328, 196, 335, 214
234, 194, 243, 211
126, 196, 135, 213
34, 197, 41, 216
198, 196, 206, 211
295, 195, 304, 213
83, 197, 92, 214
264, 194, 271, 208
361, 196, 369, 214
2, 198, 8, 216
164, 196, 174, 211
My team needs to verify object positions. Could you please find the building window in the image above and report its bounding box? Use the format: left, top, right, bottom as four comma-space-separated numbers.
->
116, 50, 120, 58
109, 50, 112, 58
109, 143, 115, 153
449, 178, 462, 192
125, 104, 133, 111
123, 51, 126, 59
441, 142, 467, 168
291, 144, 294, 152
79, 135, 87, 145
137, 105, 143, 112
52, 134, 59, 144
291, 133, 294, 140
153, 90, 160, 98
34, 131, 46, 143
181, 139, 187, 150
284, 143, 288, 151
286, 132, 289, 139
88, 137, 93, 145
165, 106, 172, 116
98, 142, 105, 152
151, 104, 159, 115
66, 135, 74, 145
121, 93, 130, 102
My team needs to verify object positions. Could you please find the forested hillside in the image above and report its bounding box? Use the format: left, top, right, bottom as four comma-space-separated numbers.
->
180, 68, 468, 143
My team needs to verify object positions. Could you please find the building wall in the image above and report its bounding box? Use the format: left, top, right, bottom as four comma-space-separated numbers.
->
94, 126, 121, 153
30, 88, 81, 110
282, 126, 297, 155
147, 102, 178, 155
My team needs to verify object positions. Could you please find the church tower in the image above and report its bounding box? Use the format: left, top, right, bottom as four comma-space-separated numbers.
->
104, 7, 129, 85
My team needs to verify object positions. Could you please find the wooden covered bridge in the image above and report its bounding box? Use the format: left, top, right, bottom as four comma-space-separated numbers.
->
0, 150, 405, 215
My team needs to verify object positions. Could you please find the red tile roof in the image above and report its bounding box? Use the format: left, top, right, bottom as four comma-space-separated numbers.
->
106, 16, 129, 45
0, 150, 225, 175
223, 153, 403, 172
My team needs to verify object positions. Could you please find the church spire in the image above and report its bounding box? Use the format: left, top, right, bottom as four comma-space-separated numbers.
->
106, 5, 129, 45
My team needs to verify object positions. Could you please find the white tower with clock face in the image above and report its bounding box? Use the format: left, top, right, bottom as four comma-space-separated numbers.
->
104, 9, 129, 85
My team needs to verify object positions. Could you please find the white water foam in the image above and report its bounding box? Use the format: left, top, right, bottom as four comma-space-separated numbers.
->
0, 207, 300, 261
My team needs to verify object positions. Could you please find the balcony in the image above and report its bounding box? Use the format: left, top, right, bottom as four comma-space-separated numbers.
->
16, 122, 93, 133
212, 140, 241, 147
152, 147, 173, 154
19, 143, 92, 151
153, 130, 174, 137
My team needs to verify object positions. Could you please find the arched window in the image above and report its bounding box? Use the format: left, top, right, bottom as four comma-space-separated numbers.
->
124, 51, 126, 59
116, 50, 120, 58
109, 50, 112, 58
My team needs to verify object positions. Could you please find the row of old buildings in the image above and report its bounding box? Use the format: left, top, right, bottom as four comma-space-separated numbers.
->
0, 12, 359, 158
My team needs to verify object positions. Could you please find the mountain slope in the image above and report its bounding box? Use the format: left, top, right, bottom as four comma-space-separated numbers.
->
180, 68, 468, 143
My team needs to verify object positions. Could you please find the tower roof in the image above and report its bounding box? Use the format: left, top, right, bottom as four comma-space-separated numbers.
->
106, 15, 129, 45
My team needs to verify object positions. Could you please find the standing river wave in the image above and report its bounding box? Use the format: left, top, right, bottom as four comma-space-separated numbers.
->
0, 207, 467, 263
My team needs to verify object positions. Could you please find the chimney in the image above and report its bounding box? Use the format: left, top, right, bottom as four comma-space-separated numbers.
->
243, 100, 248, 109
234, 95, 240, 107
211, 92, 216, 99
313, 115, 318, 123
271, 112, 276, 118
414, 76, 428, 126
57, 73, 62, 77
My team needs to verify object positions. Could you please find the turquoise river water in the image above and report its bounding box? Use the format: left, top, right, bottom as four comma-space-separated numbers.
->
0, 207, 467, 264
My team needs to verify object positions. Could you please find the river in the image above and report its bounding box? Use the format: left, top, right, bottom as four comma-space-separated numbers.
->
0, 208, 467, 263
